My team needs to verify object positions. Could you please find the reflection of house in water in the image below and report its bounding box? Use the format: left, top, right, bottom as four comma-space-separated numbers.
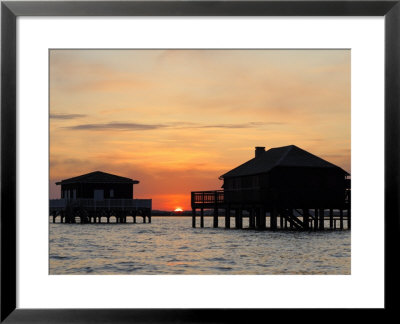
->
50, 171, 152, 224
191, 145, 350, 230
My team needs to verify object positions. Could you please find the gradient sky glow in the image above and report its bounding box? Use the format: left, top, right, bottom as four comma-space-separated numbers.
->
50, 49, 350, 210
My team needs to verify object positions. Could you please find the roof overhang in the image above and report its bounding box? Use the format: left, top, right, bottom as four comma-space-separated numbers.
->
56, 180, 140, 185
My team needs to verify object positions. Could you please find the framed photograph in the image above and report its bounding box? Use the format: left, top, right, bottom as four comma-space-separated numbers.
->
1, 0, 399, 322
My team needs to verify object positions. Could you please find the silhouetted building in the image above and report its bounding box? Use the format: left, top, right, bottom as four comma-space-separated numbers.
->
220, 145, 349, 208
191, 145, 351, 230
50, 171, 151, 224
56, 171, 139, 200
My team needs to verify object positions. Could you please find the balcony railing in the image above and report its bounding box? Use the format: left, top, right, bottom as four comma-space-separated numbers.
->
191, 190, 224, 206
50, 198, 152, 209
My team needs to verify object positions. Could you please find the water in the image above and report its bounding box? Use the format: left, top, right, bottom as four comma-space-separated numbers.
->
49, 217, 351, 275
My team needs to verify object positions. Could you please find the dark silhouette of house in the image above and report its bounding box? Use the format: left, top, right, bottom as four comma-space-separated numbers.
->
50, 171, 151, 224
220, 145, 349, 208
56, 171, 139, 200
191, 145, 350, 230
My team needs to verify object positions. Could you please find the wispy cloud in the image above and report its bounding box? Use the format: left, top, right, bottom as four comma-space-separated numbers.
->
64, 121, 276, 131
196, 122, 281, 129
50, 113, 87, 120
65, 122, 166, 131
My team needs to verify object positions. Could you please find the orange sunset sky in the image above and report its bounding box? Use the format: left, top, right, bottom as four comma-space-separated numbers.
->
50, 49, 350, 211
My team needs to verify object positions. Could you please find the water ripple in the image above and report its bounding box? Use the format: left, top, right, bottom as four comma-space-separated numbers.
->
50, 217, 350, 275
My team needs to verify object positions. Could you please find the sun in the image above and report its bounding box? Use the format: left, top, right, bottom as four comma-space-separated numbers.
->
174, 207, 183, 212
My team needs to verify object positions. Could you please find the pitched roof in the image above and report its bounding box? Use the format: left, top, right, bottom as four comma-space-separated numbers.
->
56, 171, 139, 185
220, 145, 349, 178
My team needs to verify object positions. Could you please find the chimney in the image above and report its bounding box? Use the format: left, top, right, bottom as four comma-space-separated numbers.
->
255, 146, 265, 158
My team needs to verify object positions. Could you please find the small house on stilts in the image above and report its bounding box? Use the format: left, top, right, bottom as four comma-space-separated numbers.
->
191, 145, 350, 230
50, 171, 152, 224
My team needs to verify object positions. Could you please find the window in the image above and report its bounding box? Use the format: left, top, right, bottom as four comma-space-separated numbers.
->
110, 189, 114, 198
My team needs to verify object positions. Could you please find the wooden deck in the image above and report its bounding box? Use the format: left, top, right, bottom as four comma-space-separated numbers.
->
49, 198, 152, 224
191, 190, 350, 231
191, 190, 224, 208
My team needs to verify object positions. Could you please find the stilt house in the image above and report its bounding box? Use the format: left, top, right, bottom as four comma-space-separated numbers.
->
50, 171, 152, 224
220, 145, 349, 208
191, 145, 351, 230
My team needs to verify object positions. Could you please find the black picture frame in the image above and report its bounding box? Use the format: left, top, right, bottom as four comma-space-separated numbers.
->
1, 0, 399, 322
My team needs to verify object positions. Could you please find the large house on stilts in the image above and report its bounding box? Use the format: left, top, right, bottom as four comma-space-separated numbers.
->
49, 171, 152, 224
191, 145, 351, 230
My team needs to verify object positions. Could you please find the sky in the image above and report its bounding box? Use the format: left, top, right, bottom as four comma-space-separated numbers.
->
50, 49, 350, 211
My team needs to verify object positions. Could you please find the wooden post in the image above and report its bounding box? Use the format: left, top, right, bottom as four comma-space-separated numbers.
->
329, 209, 334, 229
289, 209, 294, 229
148, 211, 151, 224
192, 208, 196, 228
314, 209, 318, 230
235, 209, 239, 229
347, 207, 351, 230
340, 209, 344, 230
107, 217, 110, 224
249, 208, 255, 229
260, 207, 266, 229
303, 209, 309, 230
255, 208, 260, 229
319, 209, 324, 230
200, 208, 204, 228
225, 207, 230, 229
280, 212, 284, 229
213, 191, 219, 228
213, 208, 219, 228
235, 208, 242, 229
271, 208, 277, 230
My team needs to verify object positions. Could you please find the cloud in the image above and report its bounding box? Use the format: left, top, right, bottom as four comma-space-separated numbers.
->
64, 121, 278, 131
65, 122, 167, 131
196, 122, 282, 129
50, 113, 87, 119
50, 158, 91, 168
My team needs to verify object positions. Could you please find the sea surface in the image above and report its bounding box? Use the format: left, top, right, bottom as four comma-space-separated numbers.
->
49, 216, 350, 275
